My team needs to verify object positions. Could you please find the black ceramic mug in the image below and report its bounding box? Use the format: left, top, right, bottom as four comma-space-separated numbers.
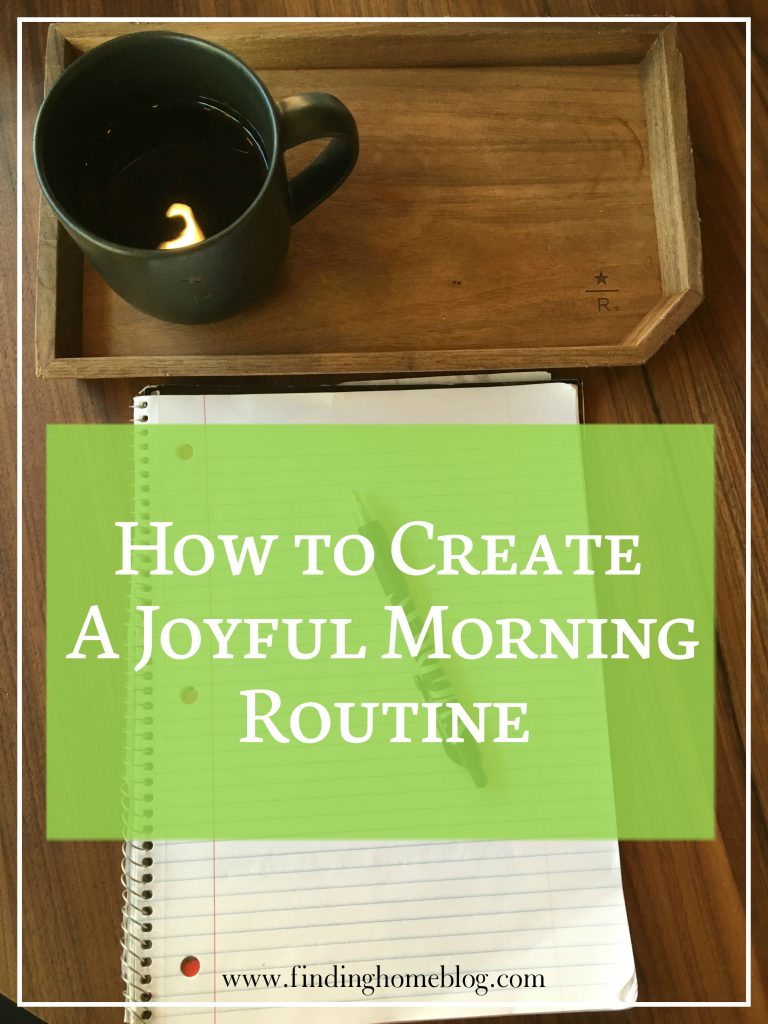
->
33, 31, 359, 324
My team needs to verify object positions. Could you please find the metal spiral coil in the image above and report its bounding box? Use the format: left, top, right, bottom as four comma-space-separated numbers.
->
121, 398, 154, 1022
121, 839, 155, 1020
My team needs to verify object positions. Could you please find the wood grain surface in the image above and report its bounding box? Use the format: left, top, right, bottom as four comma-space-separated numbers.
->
33, 22, 702, 377
2, 4, 765, 1024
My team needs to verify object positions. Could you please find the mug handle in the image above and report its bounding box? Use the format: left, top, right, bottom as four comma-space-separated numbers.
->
277, 93, 359, 224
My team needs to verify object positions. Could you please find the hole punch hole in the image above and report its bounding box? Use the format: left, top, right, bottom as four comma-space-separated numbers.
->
180, 686, 198, 705
180, 955, 200, 978
176, 444, 194, 461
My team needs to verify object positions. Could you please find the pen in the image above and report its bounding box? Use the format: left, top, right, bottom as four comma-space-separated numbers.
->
353, 490, 487, 788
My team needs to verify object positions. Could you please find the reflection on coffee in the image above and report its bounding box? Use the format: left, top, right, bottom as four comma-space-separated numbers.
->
158, 202, 205, 250
76, 98, 269, 249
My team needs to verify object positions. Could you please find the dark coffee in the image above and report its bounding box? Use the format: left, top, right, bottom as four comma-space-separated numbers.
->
76, 98, 269, 249
35, 30, 358, 321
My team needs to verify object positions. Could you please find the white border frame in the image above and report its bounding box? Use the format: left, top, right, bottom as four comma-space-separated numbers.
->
16, 13, 752, 1013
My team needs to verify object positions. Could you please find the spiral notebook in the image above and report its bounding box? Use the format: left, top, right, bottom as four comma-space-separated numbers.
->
122, 376, 637, 1023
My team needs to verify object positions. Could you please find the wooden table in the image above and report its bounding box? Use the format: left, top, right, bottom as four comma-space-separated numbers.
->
3, 5, 765, 1024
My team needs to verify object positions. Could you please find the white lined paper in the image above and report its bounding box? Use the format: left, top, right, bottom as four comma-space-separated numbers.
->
126, 379, 636, 1022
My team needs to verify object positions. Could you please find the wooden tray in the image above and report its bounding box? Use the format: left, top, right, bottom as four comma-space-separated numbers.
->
34, 22, 703, 379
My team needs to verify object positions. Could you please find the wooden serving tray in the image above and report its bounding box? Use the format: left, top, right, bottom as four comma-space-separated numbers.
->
34, 22, 703, 379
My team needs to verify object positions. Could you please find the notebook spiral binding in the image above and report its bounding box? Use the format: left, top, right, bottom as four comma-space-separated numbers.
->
121, 398, 155, 1021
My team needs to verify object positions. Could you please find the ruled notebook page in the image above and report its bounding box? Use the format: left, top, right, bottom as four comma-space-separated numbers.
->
131, 382, 637, 1022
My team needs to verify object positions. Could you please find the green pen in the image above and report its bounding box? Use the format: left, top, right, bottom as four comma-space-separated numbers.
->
353, 490, 487, 788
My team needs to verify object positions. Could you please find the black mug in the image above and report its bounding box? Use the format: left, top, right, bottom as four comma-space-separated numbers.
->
33, 31, 359, 324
